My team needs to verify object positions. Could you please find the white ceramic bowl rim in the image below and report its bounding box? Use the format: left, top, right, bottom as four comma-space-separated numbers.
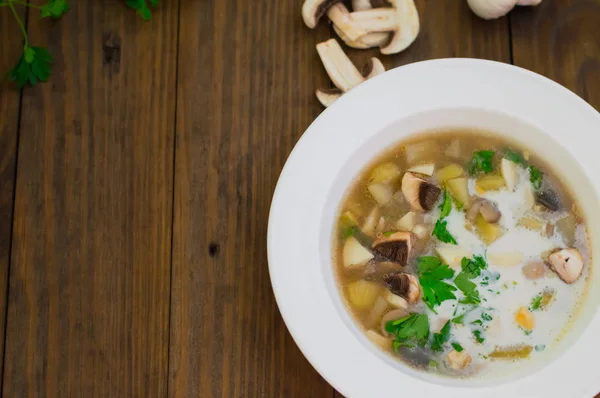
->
268, 59, 600, 398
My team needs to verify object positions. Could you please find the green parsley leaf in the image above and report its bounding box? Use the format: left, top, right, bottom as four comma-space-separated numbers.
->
9, 46, 53, 88
126, 0, 159, 20
460, 255, 487, 278
383, 230, 395, 237
503, 149, 526, 165
439, 190, 452, 218
530, 294, 543, 311
529, 165, 543, 190
482, 312, 493, 321
473, 330, 485, 344
41, 0, 70, 19
452, 313, 466, 325
386, 313, 430, 350
417, 257, 457, 311
342, 225, 357, 238
468, 150, 495, 175
471, 319, 483, 326
430, 320, 451, 352
431, 219, 457, 245
451, 342, 464, 352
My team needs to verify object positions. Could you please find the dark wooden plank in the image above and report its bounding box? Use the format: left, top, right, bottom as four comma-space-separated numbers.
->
0, 5, 25, 385
2, 2, 179, 397
169, 0, 333, 396
511, 0, 600, 111
512, 5, 600, 398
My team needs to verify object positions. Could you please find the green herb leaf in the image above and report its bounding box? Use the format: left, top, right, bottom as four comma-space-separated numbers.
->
503, 149, 526, 165
529, 165, 543, 190
9, 46, 53, 88
451, 342, 464, 352
473, 330, 485, 344
383, 230, 395, 237
530, 294, 543, 311
431, 219, 457, 245
343, 225, 357, 238
428, 360, 438, 368
417, 257, 457, 311
439, 190, 452, 218
482, 313, 493, 321
452, 313, 466, 325
386, 313, 430, 350
468, 150, 495, 175
126, 0, 159, 20
430, 321, 451, 352
41, 0, 69, 19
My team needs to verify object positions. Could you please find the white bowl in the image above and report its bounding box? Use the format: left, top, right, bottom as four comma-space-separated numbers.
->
268, 59, 600, 398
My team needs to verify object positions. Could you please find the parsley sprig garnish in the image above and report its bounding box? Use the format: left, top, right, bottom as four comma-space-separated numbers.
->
503, 148, 526, 165
430, 320, 451, 352
529, 165, 543, 191
468, 150, 495, 175
385, 313, 430, 351
417, 256, 457, 311
431, 190, 457, 244
453, 256, 487, 305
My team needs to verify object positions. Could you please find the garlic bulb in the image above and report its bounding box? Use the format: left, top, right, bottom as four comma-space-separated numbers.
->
467, 0, 543, 20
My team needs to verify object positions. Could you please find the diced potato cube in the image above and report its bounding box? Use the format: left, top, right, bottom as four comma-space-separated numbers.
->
347, 280, 382, 310
368, 183, 393, 206
365, 296, 389, 328
475, 215, 503, 245
435, 246, 471, 268
556, 214, 576, 246
343, 237, 374, 268
370, 162, 402, 184
515, 307, 535, 331
518, 216, 544, 231
487, 252, 524, 267
435, 163, 464, 184
523, 183, 535, 209
447, 177, 470, 206
445, 140, 461, 158
362, 206, 381, 236
475, 175, 506, 193
501, 158, 518, 191
366, 329, 392, 350
408, 163, 435, 176
395, 211, 418, 231
413, 224, 430, 239
383, 289, 408, 309
404, 140, 438, 164
447, 350, 472, 370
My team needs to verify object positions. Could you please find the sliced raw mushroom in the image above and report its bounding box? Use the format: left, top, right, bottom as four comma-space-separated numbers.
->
334, 0, 389, 49
363, 260, 403, 282
466, 198, 501, 223
548, 248, 584, 283
401, 172, 441, 212
349, 0, 420, 54
381, 308, 409, 336
371, 231, 414, 265
326, 3, 369, 41
383, 272, 421, 303
315, 39, 386, 107
535, 190, 561, 212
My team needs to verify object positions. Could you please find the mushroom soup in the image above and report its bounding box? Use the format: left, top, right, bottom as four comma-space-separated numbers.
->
334, 130, 590, 378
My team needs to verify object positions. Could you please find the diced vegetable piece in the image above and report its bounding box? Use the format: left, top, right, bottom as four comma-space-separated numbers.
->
522, 261, 546, 280
488, 252, 524, 267
404, 140, 438, 164
556, 214, 576, 246
347, 280, 382, 310
446, 177, 469, 206
375, 217, 386, 235
515, 307, 535, 331
489, 345, 533, 359
475, 215, 503, 245
366, 329, 392, 350
365, 296, 389, 328
518, 216, 544, 232
447, 349, 472, 370
475, 175, 506, 193
395, 211, 418, 231
362, 206, 381, 236
343, 237, 374, 268
412, 224, 430, 239
501, 158, 518, 191
523, 183, 535, 209
370, 162, 402, 184
435, 246, 471, 268
541, 290, 554, 308
383, 289, 408, 309
445, 140, 461, 158
435, 163, 464, 184
408, 163, 435, 176
368, 183, 393, 206
340, 211, 358, 230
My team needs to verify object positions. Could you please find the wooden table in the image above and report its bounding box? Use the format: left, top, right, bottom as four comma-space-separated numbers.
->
0, 0, 599, 396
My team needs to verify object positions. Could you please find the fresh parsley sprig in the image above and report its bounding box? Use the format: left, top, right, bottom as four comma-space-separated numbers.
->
454, 256, 487, 305
529, 165, 543, 191
385, 313, 430, 351
417, 256, 457, 311
430, 320, 451, 352
431, 190, 457, 244
468, 150, 495, 175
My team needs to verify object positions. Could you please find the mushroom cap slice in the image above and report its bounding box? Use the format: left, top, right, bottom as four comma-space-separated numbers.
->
302, 0, 344, 28
535, 190, 561, 212
401, 172, 441, 212
466, 198, 501, 223
371, 231, 415, 265
548, 248, 584, 284
315, 88, 342, 107
382, 272, 421, 303
380, 0, 420, 54
316, 39, 365, 92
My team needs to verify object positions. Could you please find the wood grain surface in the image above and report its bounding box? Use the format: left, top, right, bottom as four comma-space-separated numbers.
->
1, 2, 178, 397
0, 4, 24, 386
0, 0, 598, 397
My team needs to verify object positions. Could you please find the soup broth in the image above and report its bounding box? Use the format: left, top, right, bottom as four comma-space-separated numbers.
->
334, 129, 590, 378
